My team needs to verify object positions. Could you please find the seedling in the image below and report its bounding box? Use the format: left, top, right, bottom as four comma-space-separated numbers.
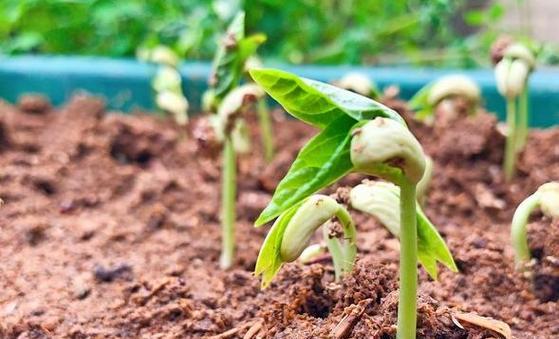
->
215, 84, 264, 269
206, 11, 275, 161
250, 68, 455, 338
255, 194, 357, 287
494, 43, 536, 180
334, 72, 380, 99
139, 45, 189, 125
511, 182, 559, 270
410, 74, 480, 124
205, 11, 269, 269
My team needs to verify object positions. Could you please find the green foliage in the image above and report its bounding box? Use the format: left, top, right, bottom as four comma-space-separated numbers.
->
250, 68, 402, 225
408, 83, 434, 120
254, 201, 302, 287
1, 0, 539, 67
416, 207, 457, 278
210, 11, 265, 102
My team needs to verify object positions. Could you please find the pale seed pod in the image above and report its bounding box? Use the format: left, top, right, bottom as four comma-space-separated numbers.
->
150, 45, 179, 67
350, 117, 426, 184
231, 119, 251, 154
539, 182, 559, 219
495, 43, 535, 99
494, 59, 511, 98
280, 195, 341, 262
505, 43, 536, 69
350, 181, 401, 236
334, 72, 377, 97
298, 243, 327, 264
217, 84, 264, 136
152, 66, 182, 93
427, 75, 480, 108
506, 60, 530, 98
156, 91, 189, 125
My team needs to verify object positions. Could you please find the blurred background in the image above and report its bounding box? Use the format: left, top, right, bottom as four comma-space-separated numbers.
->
1, 0, 557, 68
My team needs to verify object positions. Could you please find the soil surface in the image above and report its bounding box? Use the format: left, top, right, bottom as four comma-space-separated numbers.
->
0, 94, 558, 338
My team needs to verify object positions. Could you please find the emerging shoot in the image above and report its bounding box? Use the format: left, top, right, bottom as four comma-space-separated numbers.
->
255, 195, 357, 287
206, 11, 274, 161
140, 45, 189, 125
250, 68, 456, 338
216, 84, 264, 269
334, 72, 380, 99
494, 43, 536, 180
410, 74, 480, 124
511, 182, 559, 270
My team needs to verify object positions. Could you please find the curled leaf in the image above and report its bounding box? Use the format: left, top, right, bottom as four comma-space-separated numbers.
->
349, 180, 457, 279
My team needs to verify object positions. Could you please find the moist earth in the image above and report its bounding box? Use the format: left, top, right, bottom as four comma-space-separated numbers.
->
0, 95, 558, 338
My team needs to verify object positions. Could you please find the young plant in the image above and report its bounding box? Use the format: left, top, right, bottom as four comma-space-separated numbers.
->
410, 74, 480, 124
214, 84, 264, 269
511, 182, 559, 270
349, 180, 457, 279
494, 43, 536, 180
205, 11, 275, 161
255, 194, 357, 287
250, 68, 455, 338
139, 45, 189, 125
205, 11, 269, 269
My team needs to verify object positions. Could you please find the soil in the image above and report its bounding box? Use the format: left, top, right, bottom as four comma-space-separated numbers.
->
0, 94, 558, 338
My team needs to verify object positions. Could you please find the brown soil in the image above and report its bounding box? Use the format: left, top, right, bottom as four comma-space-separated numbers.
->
1, 94, 558, 338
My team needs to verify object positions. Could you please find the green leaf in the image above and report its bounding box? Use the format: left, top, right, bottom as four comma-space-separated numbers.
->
254, 201, 302, 288
409, 82, 434, 121
210, 11, 265, 101
250, 68, 404, 129
349, 181, 457, 279
417, 207, 458, 279
255, 115, 357, 226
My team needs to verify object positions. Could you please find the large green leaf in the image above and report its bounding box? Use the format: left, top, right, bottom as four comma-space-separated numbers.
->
255, 115, 357, 226
250, 68, 404, 129
210, 11, 265, 101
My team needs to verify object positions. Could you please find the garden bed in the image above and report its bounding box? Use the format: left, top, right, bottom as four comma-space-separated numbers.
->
0, 94, 558, 338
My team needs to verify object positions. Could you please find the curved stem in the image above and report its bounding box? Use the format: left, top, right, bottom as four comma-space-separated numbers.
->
396, 178, 418, 339
511, 192, 540, 270
504, 98, 517, 181
336, 207, 358, 276
257, 99, 275, 163
220, 137, 237, 269
324, 207, 357, 281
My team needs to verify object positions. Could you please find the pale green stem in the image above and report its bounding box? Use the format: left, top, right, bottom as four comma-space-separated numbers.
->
517, 87, 529, 151
504, 98, 517, 181
511, 192, 540, 270
220, 137, 237, 269
396, 178, 418, 339
323, 207, 357, 281
257, 99, 275, 162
